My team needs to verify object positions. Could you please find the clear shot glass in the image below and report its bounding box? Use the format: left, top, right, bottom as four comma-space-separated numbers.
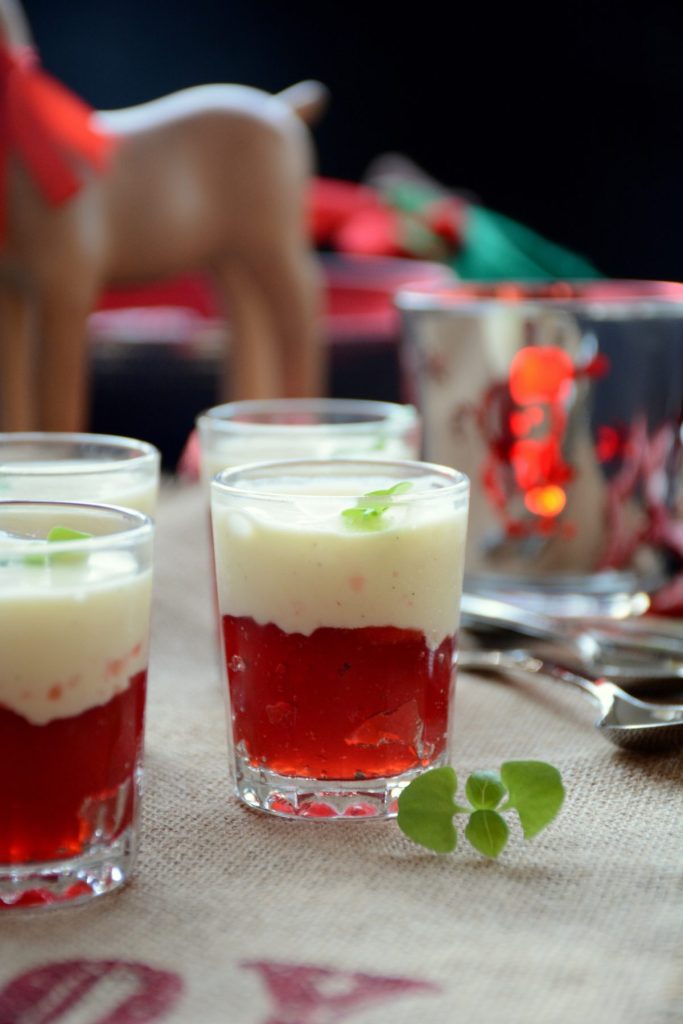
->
0, 433, 160, 516
0, 501, 154, 908
211, 458, 469, 820
197, 398, 421, 488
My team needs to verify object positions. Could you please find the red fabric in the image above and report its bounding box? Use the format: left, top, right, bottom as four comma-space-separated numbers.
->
0, 43, 114, 242
424, 196, 466, 247
307, 178, 381, 245
307, 177, 466, 259
97, 275, 220, 319
335, 205, 404, 258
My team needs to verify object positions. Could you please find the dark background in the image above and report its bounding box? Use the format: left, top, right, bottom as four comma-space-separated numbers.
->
22, 0, 683, 282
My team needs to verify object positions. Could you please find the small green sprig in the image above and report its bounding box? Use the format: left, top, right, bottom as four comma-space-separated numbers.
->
24, 525, 93, 566
398, 762, 564, 859
341, 481, 413, 532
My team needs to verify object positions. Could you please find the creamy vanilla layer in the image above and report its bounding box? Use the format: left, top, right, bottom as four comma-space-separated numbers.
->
0, 555, 152, 726
0, 462, 158, 516
200, 434, 417, 489
213, 481, 468, 648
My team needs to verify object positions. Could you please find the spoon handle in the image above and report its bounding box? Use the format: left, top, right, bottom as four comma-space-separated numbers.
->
460, 593, 683, 663
460, 593, 562, 642
459, 648, 606, 706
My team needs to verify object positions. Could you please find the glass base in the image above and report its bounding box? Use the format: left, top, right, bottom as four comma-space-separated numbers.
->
234, 757, 443, 820
0, 828, 136, 911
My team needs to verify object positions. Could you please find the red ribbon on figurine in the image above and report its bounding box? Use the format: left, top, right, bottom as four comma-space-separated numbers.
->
0, 43, 114, 243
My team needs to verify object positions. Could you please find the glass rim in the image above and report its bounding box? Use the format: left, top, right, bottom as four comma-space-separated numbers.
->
395, 279, 683, 313
197, 398, 419, 435
211, 458, 469, 504
0, 432, 160, 477
0, 499, 154, 556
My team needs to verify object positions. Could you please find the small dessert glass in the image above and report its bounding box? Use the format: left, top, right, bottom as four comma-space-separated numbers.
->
197, 398, 421, 488
211, 458, 469, 820
0, 433, 160, 516
0, 501, 154, 908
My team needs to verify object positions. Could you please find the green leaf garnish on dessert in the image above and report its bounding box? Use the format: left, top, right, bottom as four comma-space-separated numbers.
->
24, 525, 94, 565
341, 481, 413, 531
46, 526, 93, 543
397, 760, 564, 859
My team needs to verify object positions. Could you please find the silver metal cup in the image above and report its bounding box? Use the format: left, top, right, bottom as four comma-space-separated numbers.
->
398, 280, 683, 617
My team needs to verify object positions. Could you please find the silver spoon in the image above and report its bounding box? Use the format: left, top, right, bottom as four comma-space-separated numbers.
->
460, 647, 683, 754
460, 592, 683, 680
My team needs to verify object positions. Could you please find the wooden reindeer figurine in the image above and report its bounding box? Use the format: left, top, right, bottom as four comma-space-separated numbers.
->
0, 0, 324, 432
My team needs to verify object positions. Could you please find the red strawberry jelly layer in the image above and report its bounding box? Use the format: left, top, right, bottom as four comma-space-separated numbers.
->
0, 671, 146, 864
222, 617, 454, 780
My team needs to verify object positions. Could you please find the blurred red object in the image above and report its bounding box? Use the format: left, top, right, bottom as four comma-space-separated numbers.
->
94, 251, 454, 482
307, 177, 466, 260
96, 253, 454, 344
307, 178, 380, 246
0, 43, 114, 239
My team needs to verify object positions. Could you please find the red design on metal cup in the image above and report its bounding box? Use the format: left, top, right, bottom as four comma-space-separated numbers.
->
472, 343, 609, 537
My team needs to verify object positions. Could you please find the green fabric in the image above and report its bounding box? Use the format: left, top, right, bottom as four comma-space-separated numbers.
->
453, 205, 601, 281
386, 181, 443, 216
382, 180, 601, 280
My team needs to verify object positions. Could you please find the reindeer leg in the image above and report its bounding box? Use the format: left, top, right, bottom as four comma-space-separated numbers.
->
217, 242, 324, 402
215, 109, 325, 401
214, 262, 270, 401
0, 284, 36, 430
216, 260, 288, 400
248, 244, 324, 398
36, 287, 95, 432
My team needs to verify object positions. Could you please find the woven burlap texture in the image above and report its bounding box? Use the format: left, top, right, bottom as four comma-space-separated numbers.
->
2, 482, 681, 1024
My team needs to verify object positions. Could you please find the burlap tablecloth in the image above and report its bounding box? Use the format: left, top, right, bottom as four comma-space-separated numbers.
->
2, 481, 682, 1024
